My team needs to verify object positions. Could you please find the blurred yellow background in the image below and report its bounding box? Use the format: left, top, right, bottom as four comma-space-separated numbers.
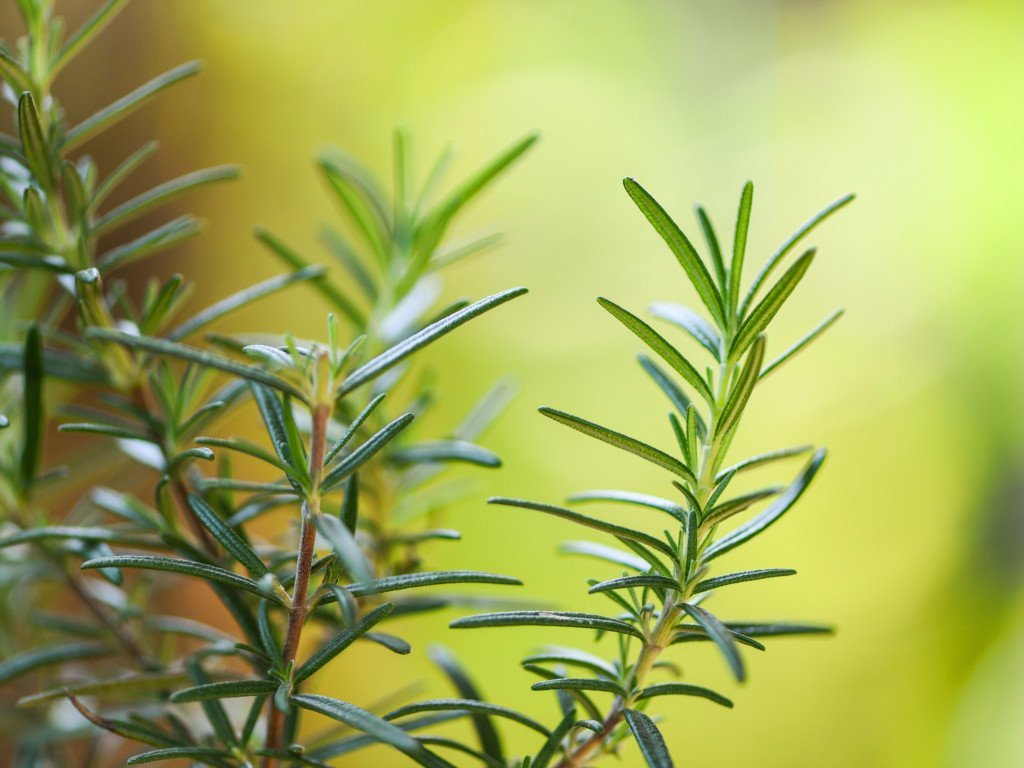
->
17, 0, 1024, 765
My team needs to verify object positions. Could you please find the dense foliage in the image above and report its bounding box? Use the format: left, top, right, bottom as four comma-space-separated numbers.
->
0, 2, 848, 766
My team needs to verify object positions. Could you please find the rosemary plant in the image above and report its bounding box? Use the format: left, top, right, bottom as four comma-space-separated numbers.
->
0, 1, 537, 766
440, 181, 852, 767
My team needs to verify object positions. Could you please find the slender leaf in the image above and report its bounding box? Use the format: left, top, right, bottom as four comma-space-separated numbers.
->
85, 328, 306, 401
731, 249, 815, 360
682, 603, 744, 682
692, 568, 796, 594
80, 555, 283, 603
344, 571, 521, 598
339, 287, 527, 395
0, 642, 111, 686
637, 355, 707, 437
126, 748, 233, 766
168, 266, 325, 340
760, 308, 844, 379
740, 193, 854, 316
728, 181, 754, 318
538, 408, 694, 483
450, 611, 644, 640
491, 497, 674, 557
391, 439, 500, 468
567, 489, 685, 524
649, 302, 721, 360
587, 574, 679, 595
313, 513, 374, 584
531, 678, 625, 696
624, 709, 673, 768
292, 694, 455, 768
636, 682, 732, 707
597, 299, 713, 405
429, 645, 504, 762
64, 62, 201, 150
623, 177, 724, 326
294, 603, 394, 684
385, 699, 550, 737
19, 326, 43, 494
18, 93, 54, 188
94, 165, 240, 236
188, 493, 267, 577
703, 449, 826, 562
170, 679, 278, 703
321, 413, 415, 491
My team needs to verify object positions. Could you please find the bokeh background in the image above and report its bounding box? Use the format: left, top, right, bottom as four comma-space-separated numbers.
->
6, 1, 1024, 766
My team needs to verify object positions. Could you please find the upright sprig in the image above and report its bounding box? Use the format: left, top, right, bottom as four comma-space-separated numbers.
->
450, 180, 851, 767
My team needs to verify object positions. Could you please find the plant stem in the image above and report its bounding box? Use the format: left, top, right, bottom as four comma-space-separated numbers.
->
262, 397, 331, 766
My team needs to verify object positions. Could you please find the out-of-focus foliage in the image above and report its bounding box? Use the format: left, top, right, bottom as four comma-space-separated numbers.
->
1, 0, 1021, 766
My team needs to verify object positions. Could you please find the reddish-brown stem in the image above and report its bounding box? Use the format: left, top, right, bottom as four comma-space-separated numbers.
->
262, 400, 331, 767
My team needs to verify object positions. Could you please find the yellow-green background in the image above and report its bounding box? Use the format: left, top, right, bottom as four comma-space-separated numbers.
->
24, 0, 1024, 765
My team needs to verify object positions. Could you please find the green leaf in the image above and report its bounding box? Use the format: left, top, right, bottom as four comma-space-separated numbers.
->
169, 679, 278, 703
760, 308, 844, 380
338, 287, 528, 396
637, 355, 706, 437
93, 140, 159, 209
391, 439, 500, 468
724, 622, 833, 638
450, 611, 644, 641
538, 408, 694, 483
623, 177, 724, 327
98, 215, 201, 272
692, 568, 796, 594
0, 525, 159, 550
19, 326, 43, 495
490, 497, 675, 557
429, 645, 504, 763
194, 436, 293, 476
587, 574, 679, 595
187, 493, 268, 577
313, 513, 374, 584
740, 193, 854, 316
728, 181, 754, 319
254, 227, 365, 326
323, 393, 386, 466
85, 328, 306, 401
64, 62, 202, 151
623, 709, 673, 768
318, 156, 391, 264
385, 699, 550, 737
682, 603, 744, 682
168, 266, 325, 340
0, 49, 32, 92
321, 413, 415, 491
530, 678, 625, 696
414, 133, 539, 262
94, 164, 240, 236
713, 334, 765, 446
714, 445, 812, 482
597, 299, 713, 405
0, 642, 111, 686
292, 694, 455, 768
695, 205, 726, 292
126, 748, 233, 766
53, 0, 130, 75
701, 487, 782, 528
560, 541, 649, 572
80, 555, 283, 604
522, 647, 618, 679
649, 302, 722, 360
730, 248, 815, 360
17, 92, 54, 189
530, 707, 577, 768
18, 671, 189, 707
636, 682, 732, 707
294, 603, 394, 684
567, 489, 685, 525
703, 449, 826, 562
344, 570, 521, 598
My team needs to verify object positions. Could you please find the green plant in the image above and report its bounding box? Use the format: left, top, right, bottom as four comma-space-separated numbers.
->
0, 1, 536, 766
1, 2, 850, 767
439, 180, 851, 767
